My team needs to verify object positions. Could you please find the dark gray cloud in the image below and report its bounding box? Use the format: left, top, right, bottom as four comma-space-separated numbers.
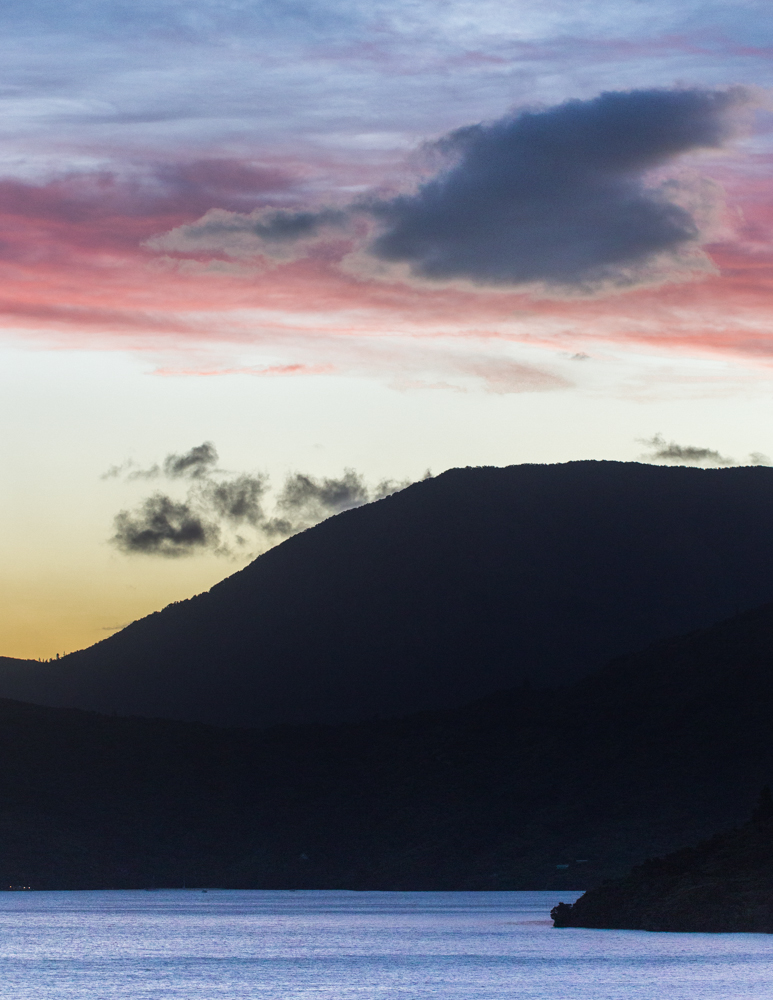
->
108, 448, 410, 557
112, 494, 220, 556
277, 469, 370, 515
214, 209, 348, 244
163, 442, 219, 479
101, 459, 162, 481
367, 87, 751, 290
264, 470, 407, 537
202, 474, 269, 525
102, 442, 220, 482
640, 434, 734, 465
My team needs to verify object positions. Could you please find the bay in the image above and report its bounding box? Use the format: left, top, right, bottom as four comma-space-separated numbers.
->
0, 889, 770, 999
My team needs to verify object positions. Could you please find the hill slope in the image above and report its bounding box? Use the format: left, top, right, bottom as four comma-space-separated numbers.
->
5, 461, 773, 727
1, 598, 773, 889
551, 802, 773, 932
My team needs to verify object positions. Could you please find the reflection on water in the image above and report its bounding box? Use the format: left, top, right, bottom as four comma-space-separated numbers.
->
0, 889, 770, 999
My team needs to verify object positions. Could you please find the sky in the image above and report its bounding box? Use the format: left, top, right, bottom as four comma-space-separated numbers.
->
4, 0, 773, 659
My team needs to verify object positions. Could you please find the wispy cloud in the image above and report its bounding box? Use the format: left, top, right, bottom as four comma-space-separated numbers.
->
638, 433, 770, 466
147, 207, 354, 261
103, 441, 219, 480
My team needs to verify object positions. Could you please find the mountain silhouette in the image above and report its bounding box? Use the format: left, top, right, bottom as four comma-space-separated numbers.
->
4, 460, 773, 727
2, 596, 773, 889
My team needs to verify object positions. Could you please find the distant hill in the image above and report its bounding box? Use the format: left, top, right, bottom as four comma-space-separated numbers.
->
551, 795, 773, 932
1, 598, 773, 889
5, 461, 773, 727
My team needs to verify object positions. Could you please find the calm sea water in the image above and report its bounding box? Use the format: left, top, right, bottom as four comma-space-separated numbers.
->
0, 889, 770, 999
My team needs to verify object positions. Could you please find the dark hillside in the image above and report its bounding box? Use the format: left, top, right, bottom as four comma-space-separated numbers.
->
4, 461, 773, 727
2, 599, 773, 889
552, 799, 773, 932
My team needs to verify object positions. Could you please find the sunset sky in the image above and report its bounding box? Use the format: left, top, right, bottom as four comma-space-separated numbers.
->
4, 0, 773, 659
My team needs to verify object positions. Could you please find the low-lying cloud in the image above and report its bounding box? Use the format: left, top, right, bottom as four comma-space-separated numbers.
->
112, 495, 220, 557
203, 473, 269, 526
639, 434, 770, 467
109, 444, 411, 557
149, 87, 754, 294
262, 469, 398, 537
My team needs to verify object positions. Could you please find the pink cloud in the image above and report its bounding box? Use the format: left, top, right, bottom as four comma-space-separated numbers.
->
1, 155, 773, 383
152, 363, 336, 377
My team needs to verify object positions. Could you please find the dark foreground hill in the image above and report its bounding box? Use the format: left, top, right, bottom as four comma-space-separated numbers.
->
5, 461, 773, 727
2, 598, 773, 889
552, 795, 773, 932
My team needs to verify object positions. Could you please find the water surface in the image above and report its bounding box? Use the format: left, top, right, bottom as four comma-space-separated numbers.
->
0, 889, 770, 999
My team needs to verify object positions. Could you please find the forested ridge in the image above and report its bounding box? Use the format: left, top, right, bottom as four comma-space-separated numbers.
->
2, 597, 773, 889
4, 461, 773, 728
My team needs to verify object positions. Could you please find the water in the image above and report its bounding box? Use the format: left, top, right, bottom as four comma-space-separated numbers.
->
0, 889, 771, 999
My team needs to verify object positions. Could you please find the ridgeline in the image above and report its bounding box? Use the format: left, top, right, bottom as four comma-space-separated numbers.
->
4, 461, 773, 727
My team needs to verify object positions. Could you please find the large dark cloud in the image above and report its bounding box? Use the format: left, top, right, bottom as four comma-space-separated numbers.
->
367, 87, 751, 289
153, 87, 752, 292
107, 447, 410, 557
